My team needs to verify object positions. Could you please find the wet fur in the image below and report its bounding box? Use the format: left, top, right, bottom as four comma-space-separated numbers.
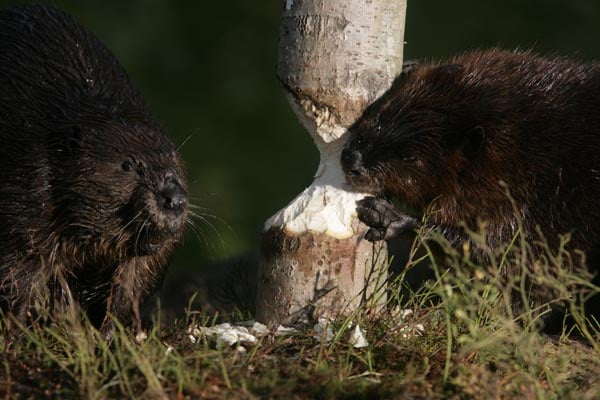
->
0, 6, 187, 330
342, 49, 600, 327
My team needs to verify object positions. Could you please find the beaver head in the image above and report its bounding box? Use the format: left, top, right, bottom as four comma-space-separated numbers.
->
47, 118, 188, 262
341, 62, 496, 215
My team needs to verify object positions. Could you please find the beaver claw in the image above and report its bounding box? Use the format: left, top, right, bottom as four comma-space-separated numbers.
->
356, 197, 419, 242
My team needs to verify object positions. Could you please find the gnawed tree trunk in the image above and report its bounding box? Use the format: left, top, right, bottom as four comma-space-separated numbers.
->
256, 0, 407, 326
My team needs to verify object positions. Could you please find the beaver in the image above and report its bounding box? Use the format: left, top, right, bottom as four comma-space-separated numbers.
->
0, 5, 188, 332
341, 49, 600, 328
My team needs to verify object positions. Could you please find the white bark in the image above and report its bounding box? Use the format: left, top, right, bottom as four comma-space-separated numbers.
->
256, 0, 407, 325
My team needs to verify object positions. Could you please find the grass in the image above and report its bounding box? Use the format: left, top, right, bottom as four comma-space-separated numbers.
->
1, 227, 600, 399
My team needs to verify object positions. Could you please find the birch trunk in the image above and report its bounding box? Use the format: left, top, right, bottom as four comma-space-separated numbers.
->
256, 0, 407, 325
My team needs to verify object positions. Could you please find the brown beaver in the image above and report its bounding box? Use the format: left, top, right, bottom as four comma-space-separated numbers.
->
0, 5, 188, 332
341, 49, 600, 329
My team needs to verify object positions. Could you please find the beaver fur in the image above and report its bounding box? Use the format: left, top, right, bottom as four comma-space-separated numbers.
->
0, 5, 188, 331
341, 49, 600, 328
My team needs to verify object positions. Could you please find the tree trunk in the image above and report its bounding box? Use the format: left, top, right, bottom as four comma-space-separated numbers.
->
256, 0, 407, 326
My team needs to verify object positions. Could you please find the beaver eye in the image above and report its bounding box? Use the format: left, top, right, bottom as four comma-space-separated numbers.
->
121, 160, 133, 172
401, 155, 417, 162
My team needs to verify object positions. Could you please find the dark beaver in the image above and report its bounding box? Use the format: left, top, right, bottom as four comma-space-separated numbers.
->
0, 5, 188, 331
341, 49, 600, 327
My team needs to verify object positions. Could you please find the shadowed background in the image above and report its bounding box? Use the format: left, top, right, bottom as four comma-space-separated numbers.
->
2, 0, 600, 274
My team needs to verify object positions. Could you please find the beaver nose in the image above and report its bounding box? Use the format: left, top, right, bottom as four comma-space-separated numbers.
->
158, 179, 187, 213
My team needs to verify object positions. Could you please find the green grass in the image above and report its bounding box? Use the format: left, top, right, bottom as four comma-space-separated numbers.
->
1, 228, 600, 399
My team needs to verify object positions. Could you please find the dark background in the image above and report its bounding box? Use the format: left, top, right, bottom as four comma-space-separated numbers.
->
2, 0, 600, 272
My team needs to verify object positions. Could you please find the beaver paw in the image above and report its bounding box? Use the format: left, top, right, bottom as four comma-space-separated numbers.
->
356, 197, 419, 241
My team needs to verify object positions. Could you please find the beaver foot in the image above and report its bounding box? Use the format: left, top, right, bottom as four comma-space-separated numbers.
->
356, 197, 419, 241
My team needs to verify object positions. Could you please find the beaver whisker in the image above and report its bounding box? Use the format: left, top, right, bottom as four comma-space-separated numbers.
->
110, 211, 145, 247
187, 203, 213, 211
197, 215, 227, 254
185, 219, 213, 250
133, 217, 151, 257
177, 132, 195, 151
119, 210, 144, 233
188, 208, 232, 231
188, 195, 217, 202
188, 211, 226, 245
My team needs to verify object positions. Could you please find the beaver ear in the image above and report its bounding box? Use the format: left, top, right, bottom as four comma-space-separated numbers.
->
401, 60, 420, 75
462, 125, 485, 159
